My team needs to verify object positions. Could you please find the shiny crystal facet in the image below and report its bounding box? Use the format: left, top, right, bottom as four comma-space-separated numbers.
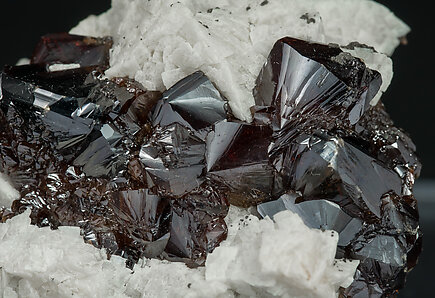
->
140, 123, 206, 196
164, 183, 228, 266
258, 193, 362, 247
254, 37, 381, 128
284, 132, 403, 218
253, 37, 382, 163
206, 120, 278, 206
1, 64, 94, 107
153, 71, 229, 132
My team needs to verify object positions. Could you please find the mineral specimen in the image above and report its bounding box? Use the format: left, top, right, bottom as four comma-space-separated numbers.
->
152, 71, 229, 132
0, 32, 421, 297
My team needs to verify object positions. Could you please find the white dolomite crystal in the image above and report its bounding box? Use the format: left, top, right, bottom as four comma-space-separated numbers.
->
71, 0, 409, 121
202, 210, 359, 298
48, 63, 82, 72
0, 0, 409, 297
0, 173, 19, 208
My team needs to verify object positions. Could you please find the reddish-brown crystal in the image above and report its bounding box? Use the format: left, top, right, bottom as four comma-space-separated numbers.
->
31, 33, 113, 69
164, 183, 228, 266
206, 121, 278, 206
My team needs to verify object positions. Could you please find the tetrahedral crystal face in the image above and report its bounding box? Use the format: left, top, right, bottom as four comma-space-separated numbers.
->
0, 33, 421, 296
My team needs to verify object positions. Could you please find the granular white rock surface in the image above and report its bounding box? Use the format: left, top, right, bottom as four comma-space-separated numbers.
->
0, 208, 358, 298
71, 0, 409, 121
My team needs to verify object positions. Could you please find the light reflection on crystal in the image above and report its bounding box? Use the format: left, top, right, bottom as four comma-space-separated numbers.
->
153, 71, 229, 131
258, 193, 362, 247
254, 37, 382, 133
140, 124, 206, 197
353, 235, 405, 267
284, 132, 402, 218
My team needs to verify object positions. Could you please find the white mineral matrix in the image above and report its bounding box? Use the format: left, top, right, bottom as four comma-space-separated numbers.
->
72, 0, 408, 121
1, 0, 409, 297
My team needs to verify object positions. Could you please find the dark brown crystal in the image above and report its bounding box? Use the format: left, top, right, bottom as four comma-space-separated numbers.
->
253, 37, 382, 128
31, 33, 113, 69
206, 121, 278, 206
164, 183, 228, 266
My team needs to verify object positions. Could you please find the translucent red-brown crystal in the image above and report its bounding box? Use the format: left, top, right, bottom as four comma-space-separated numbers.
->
31, 33, 113, 69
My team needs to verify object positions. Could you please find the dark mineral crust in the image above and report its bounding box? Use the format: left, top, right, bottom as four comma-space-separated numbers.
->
0, 33, 421, 297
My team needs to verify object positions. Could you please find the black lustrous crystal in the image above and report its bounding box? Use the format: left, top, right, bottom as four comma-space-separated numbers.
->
0, 33, 421, 297
153, 71, 229, 132
253, 38, 421, 297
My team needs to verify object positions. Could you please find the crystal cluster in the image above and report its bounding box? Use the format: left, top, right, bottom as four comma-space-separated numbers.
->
254, 38, 421, 297
0, 33, 229, 268
0, 33, 421, 297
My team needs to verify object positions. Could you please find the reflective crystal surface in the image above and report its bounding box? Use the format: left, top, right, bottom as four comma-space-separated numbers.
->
206, 120, 277, 206
254, 37, 381, 129
253, 38, 421, 297
258, 193, 362, 247
140, 123, 206, 196
283, 131, 403, 218
165, 183, 228, 267
153, 71, 229, 132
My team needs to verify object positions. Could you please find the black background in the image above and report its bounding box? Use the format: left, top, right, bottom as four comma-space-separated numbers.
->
0, 1, 433, 297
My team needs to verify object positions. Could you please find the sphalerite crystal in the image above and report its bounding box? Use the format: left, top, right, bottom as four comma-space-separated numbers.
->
31, 33, 113, 69
0, 33, 421, 296
254, 38, 421, 297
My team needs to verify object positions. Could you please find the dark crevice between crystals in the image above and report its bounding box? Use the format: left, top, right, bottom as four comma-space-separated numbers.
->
0, 33, 421, 297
